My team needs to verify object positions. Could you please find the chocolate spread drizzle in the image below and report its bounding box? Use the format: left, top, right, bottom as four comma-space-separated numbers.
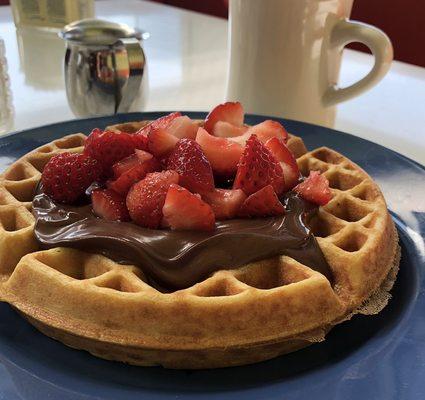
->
32, 192, 333, 290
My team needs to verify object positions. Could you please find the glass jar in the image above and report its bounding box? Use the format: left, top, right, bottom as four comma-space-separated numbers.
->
10, 0, 95, 31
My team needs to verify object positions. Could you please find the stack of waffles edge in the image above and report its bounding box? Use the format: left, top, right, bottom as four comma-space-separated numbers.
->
0, 120, 400, 369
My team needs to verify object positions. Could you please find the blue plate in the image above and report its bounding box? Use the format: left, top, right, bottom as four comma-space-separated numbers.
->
0, 113, 424, 400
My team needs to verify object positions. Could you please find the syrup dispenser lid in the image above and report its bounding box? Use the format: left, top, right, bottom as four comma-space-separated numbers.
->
60, 19, 149, 46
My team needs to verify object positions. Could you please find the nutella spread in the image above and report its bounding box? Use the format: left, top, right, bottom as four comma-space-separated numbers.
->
32, 191, 332, 290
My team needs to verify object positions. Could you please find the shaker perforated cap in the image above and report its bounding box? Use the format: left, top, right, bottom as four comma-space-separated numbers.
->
59, 18, 149, 46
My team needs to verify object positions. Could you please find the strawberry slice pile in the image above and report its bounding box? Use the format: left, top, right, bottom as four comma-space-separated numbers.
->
40, 103, 332, 231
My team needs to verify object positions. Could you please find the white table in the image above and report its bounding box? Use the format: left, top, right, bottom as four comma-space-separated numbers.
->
1, 0, 424, 165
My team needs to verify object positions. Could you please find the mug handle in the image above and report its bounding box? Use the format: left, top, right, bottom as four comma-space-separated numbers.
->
113, 38, 146, 113
323, 19, 393, 107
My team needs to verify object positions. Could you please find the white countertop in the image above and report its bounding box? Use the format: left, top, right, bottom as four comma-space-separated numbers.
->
1, 0, 424, 165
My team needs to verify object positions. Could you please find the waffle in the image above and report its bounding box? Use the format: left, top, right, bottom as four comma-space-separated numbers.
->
0, 124, 399, 369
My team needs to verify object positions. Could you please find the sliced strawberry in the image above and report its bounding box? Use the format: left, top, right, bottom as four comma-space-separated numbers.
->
135, 124, 152, 137
229, 120, 288, 146
151, 112, 182, 128
135, 149, 154, 162
250, 120, 288, 143
167, 116, 198, 139
91, 189, 130, 222
196, 127, 244, 177
112, 153, 141, 178
167, 138, 214, 194
238, 185, 285, 217
212, 121, 248, 138
131, 132, 149, 151
84, 129, 137, 178
41, 152, 103, 204
112, 150, 155, 179
265, 137, 300, 192
148, 128, 179, 157
294, 171, 332, 206
233, 135, 285, 196
162, 184, 215, 231
109, 156, 161, 195
136, 112, 182, 136
204, 102, 244, 134
126, 170, 179, 228
202, 188, 246, 220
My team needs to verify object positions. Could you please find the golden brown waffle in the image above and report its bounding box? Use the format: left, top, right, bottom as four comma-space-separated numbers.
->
0, 126, 399, 369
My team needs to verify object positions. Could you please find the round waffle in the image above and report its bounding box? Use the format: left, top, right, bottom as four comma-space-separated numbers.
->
0, 123, 399, 369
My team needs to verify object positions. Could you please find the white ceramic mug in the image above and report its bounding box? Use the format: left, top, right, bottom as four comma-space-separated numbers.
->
226, 0, 393, 127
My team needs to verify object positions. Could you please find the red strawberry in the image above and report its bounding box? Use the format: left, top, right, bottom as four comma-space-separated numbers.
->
250, 120, 288, 143
229, 120, 288, 146
148, 128, 179, 158
202, 188, 246, 220
112, 153, 141, 178
112, 149, 155, 178
131, 132, 149, 151
151, 112, 182, 129
167, 116, 198, 139
294, 171, 332, 206
213, 121, 248, 138
108, 155, 161, 195
204, 102, 244, 133
136, 112, 182, 136
167, 138, 214, 194
41, 152, 102, 204
233, 135, 285, 196
238, 185, 285, 217
134, 124, 152, 137
135, 149, 154, 162
162, 184, 215, 231
126, 170, 179, 228
91, 189, 130, 221
84, 129, 136, 177
265, 137, 300, 192
196, 127, 244, 177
